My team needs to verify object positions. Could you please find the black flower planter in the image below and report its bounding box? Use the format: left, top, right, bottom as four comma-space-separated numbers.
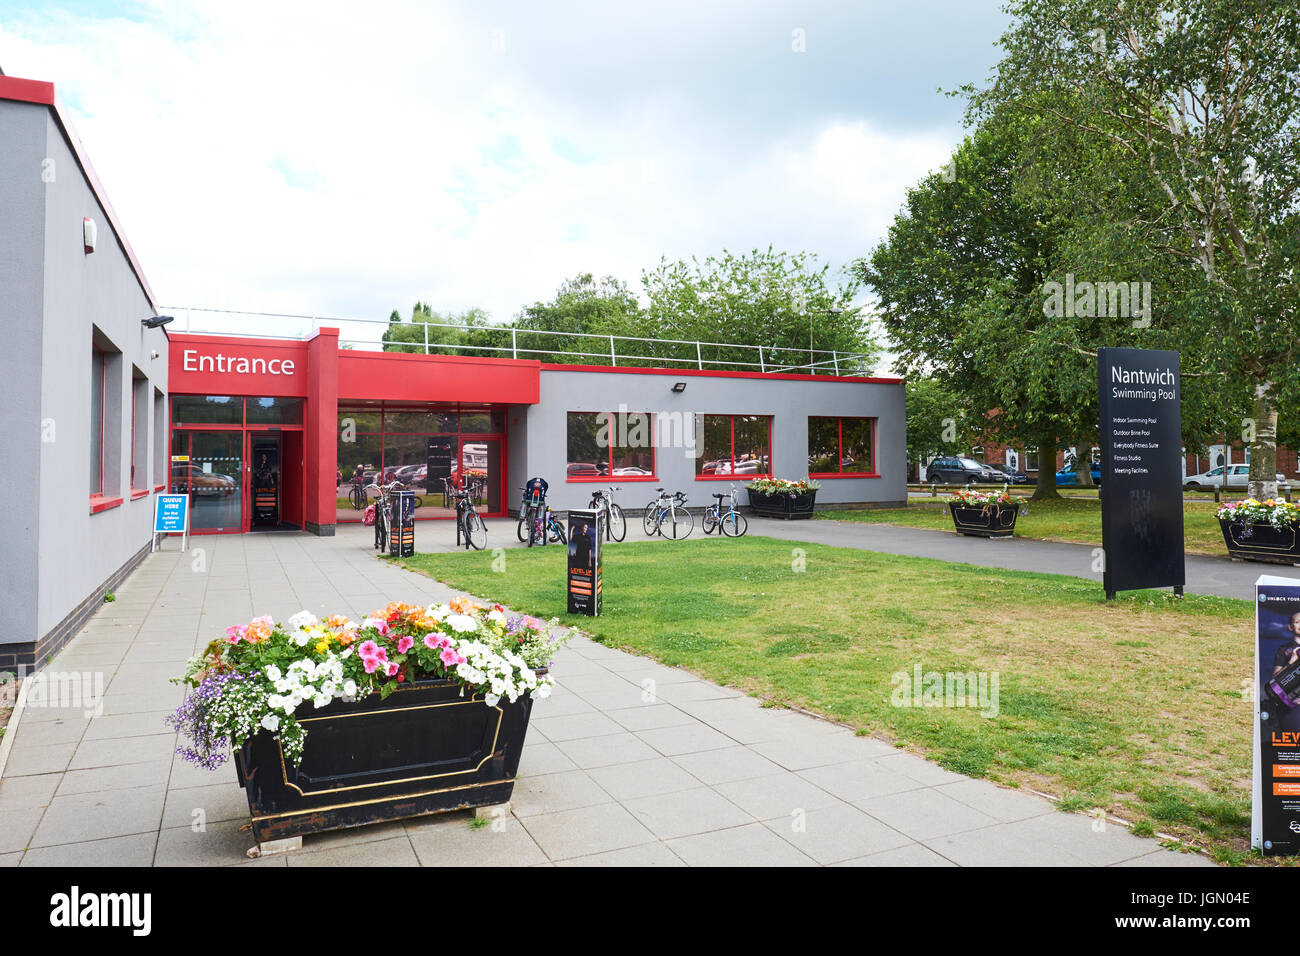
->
748, 489, 817, 519
235, 673, 540, 843
949, 503, 1019, 538
1219, 518, 1300, 566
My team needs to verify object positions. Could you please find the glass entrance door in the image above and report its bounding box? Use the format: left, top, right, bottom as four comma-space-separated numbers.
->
170, 430, 244, 532
460, 439, 502, 514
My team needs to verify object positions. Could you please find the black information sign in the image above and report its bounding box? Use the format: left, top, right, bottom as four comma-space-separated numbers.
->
1096, 347, 1185, 598
567, 509, 603, 616
388, 490, 416, 558
1255, 578, 1300, 855
427, 438, 454, 490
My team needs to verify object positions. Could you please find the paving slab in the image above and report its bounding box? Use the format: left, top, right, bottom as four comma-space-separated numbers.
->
0, 525, 1217, 867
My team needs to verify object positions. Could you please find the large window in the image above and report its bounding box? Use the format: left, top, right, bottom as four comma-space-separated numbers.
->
808, 417, 875, 477
90, 348, 105, 495
695, 414, 771, 479
566, 411, 656, 480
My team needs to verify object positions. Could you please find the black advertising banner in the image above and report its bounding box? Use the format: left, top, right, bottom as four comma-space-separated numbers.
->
1255, 576, 1300, 855
252, 441, 279, 525
389, 490, 416, 558
427, 438, 454, 486
567, 509, 603, 616
1096, 347, 1185, 597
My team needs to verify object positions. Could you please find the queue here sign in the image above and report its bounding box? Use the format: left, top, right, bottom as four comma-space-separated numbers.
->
153, 493, 189, 552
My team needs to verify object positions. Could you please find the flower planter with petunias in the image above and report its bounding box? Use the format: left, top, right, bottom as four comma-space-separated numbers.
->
947, 488, 1026, 538
745, 478, 819, 519
168, 599, 566, 843
1217, 498, 1300, 566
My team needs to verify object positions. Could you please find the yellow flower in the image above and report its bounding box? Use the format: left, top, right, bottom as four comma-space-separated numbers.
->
315, 640, 329, 654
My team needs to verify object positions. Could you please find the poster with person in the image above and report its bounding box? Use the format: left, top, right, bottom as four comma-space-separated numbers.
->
1253, 575, 1300, 855
567, 509, 603, 616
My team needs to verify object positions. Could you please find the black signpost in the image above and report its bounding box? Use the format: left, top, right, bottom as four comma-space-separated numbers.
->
1096, 347, 1185, 599
566, 509, 603, 616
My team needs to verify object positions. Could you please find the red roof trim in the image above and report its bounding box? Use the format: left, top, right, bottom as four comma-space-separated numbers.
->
0, 75, 156, 310
539, 362, 902, 385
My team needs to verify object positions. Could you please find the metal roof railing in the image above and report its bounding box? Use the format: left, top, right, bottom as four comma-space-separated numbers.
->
163, 306, 879, 376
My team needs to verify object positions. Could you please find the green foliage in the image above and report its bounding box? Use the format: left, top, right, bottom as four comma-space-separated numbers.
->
383, 303, 511, 357
905, 377, 971, 464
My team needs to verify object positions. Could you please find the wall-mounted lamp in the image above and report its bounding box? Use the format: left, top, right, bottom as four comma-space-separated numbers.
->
671, 382, 687, 393
142, 315, 174, 329
83, 217, 97, 254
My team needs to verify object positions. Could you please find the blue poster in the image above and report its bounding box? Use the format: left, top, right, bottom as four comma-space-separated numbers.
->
154, 494, 188, 533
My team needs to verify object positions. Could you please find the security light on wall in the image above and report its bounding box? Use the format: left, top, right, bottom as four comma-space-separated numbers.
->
671, 382, 687, 393
83, 217, 96, 254
142, 315, 174, 329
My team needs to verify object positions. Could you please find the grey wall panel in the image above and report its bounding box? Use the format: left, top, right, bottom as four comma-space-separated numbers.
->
0, 101, 48, 648
524, 369, 906, 514
36, 110, 169, 639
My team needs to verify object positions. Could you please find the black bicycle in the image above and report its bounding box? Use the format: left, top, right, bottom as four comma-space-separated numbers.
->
350, 478, 368, 511
453, 490, 487, 550
517, 481, 550, 546
588, 485, 627, 542
702, 483, 748, 537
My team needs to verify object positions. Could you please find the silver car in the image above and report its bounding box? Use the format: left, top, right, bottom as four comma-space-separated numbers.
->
1183, 464, 1291, 494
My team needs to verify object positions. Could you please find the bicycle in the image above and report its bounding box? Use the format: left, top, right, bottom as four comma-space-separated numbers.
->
702, 483, 748, 537
350, 478, 368, 511
517, 479, 550, 546
642, 488, 694, 539
453, 490, 487, 550
368, 481, 391, 551
588, 486, 626, 542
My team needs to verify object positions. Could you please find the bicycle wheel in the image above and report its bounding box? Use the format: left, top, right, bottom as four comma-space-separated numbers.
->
550, 520, 567, 544
464, 510, 487, 550
702, 505, 719, 535
411, 496, 423, 509
516, 513, 529, 543
665, 504, 694, 540
351, 485, 365, 510
643, 503, 660, 536
721, 511, 748, 537
607, 503, 626, 542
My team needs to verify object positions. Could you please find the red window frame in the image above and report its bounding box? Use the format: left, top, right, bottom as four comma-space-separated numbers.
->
695, 414, 773, 481
90, 348, 105, 498
808, 416, 879, 478
565, 411, 658, 483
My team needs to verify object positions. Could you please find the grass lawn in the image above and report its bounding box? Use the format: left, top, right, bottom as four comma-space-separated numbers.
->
396, 535, 1263, 864
825, 497, 1229, 555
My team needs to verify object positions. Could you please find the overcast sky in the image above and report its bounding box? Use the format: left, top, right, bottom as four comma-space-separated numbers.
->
1, 1, 1010, 349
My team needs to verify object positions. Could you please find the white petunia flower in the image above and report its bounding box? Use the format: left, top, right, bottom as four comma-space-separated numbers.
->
287, 610, 319, 631
261, 713, 281, 732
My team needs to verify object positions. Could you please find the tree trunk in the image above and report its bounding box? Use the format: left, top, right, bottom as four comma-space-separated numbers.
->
1075, 433, 1095, 488
1248, 384, 1280, 500
1032, 438, 1060, 500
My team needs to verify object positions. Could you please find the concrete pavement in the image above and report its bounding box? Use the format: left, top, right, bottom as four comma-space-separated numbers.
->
0, 525, 1212, 867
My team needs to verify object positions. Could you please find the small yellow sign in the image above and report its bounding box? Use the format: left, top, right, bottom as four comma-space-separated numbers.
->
171, 455, 190, 462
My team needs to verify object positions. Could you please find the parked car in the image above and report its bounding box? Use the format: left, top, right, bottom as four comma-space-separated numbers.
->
1055, 462, 1102, 486
567, 462, 601, 478
171, 463, 237, 496
989, 463, 1030, 484
926, 456, 989, 484
1183, 464, 1291, 494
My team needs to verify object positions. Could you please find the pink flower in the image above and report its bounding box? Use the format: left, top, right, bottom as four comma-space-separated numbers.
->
440, 646, 460, 667
423, 634, 440, 651
358, 640, 387, 662
385, 661, 399, 677
396, 636, 414, 654
363, 656, 381, 673
225, 625, 246, 644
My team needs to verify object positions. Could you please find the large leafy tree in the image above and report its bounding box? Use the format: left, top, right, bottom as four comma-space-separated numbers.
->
640, 247, 880, 374
382, 303, 509, 357
972, 0, 1300, 498
513, 273, 642, 365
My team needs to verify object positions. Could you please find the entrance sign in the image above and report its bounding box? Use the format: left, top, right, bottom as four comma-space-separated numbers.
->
153, 494, 189, 552
1254, 575, 1300, 855
567, 509, 603, 616
1096, 347, 1185, 598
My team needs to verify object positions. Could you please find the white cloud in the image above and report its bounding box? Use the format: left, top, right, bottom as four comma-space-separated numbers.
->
0, 1, 962, 354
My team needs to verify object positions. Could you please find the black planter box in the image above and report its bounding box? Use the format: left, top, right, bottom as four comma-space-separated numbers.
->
748, 489, 817, 519
949, 503, 1019, 538
235, 674, 539, 843
1219, 518, 1300, 565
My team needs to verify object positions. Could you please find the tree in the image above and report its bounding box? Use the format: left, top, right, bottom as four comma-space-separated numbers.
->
905, 377, 973, 473
382, 303, 509, 357
640, 247, 880, 374
513, 274, 643, 364
973, 0, 1300, 498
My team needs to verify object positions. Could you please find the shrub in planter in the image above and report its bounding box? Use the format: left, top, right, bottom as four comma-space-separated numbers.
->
1216, 498, 1300, 565
947, 488, 1026, 538
746, 478, 819, 519
168, 599, 567, 842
